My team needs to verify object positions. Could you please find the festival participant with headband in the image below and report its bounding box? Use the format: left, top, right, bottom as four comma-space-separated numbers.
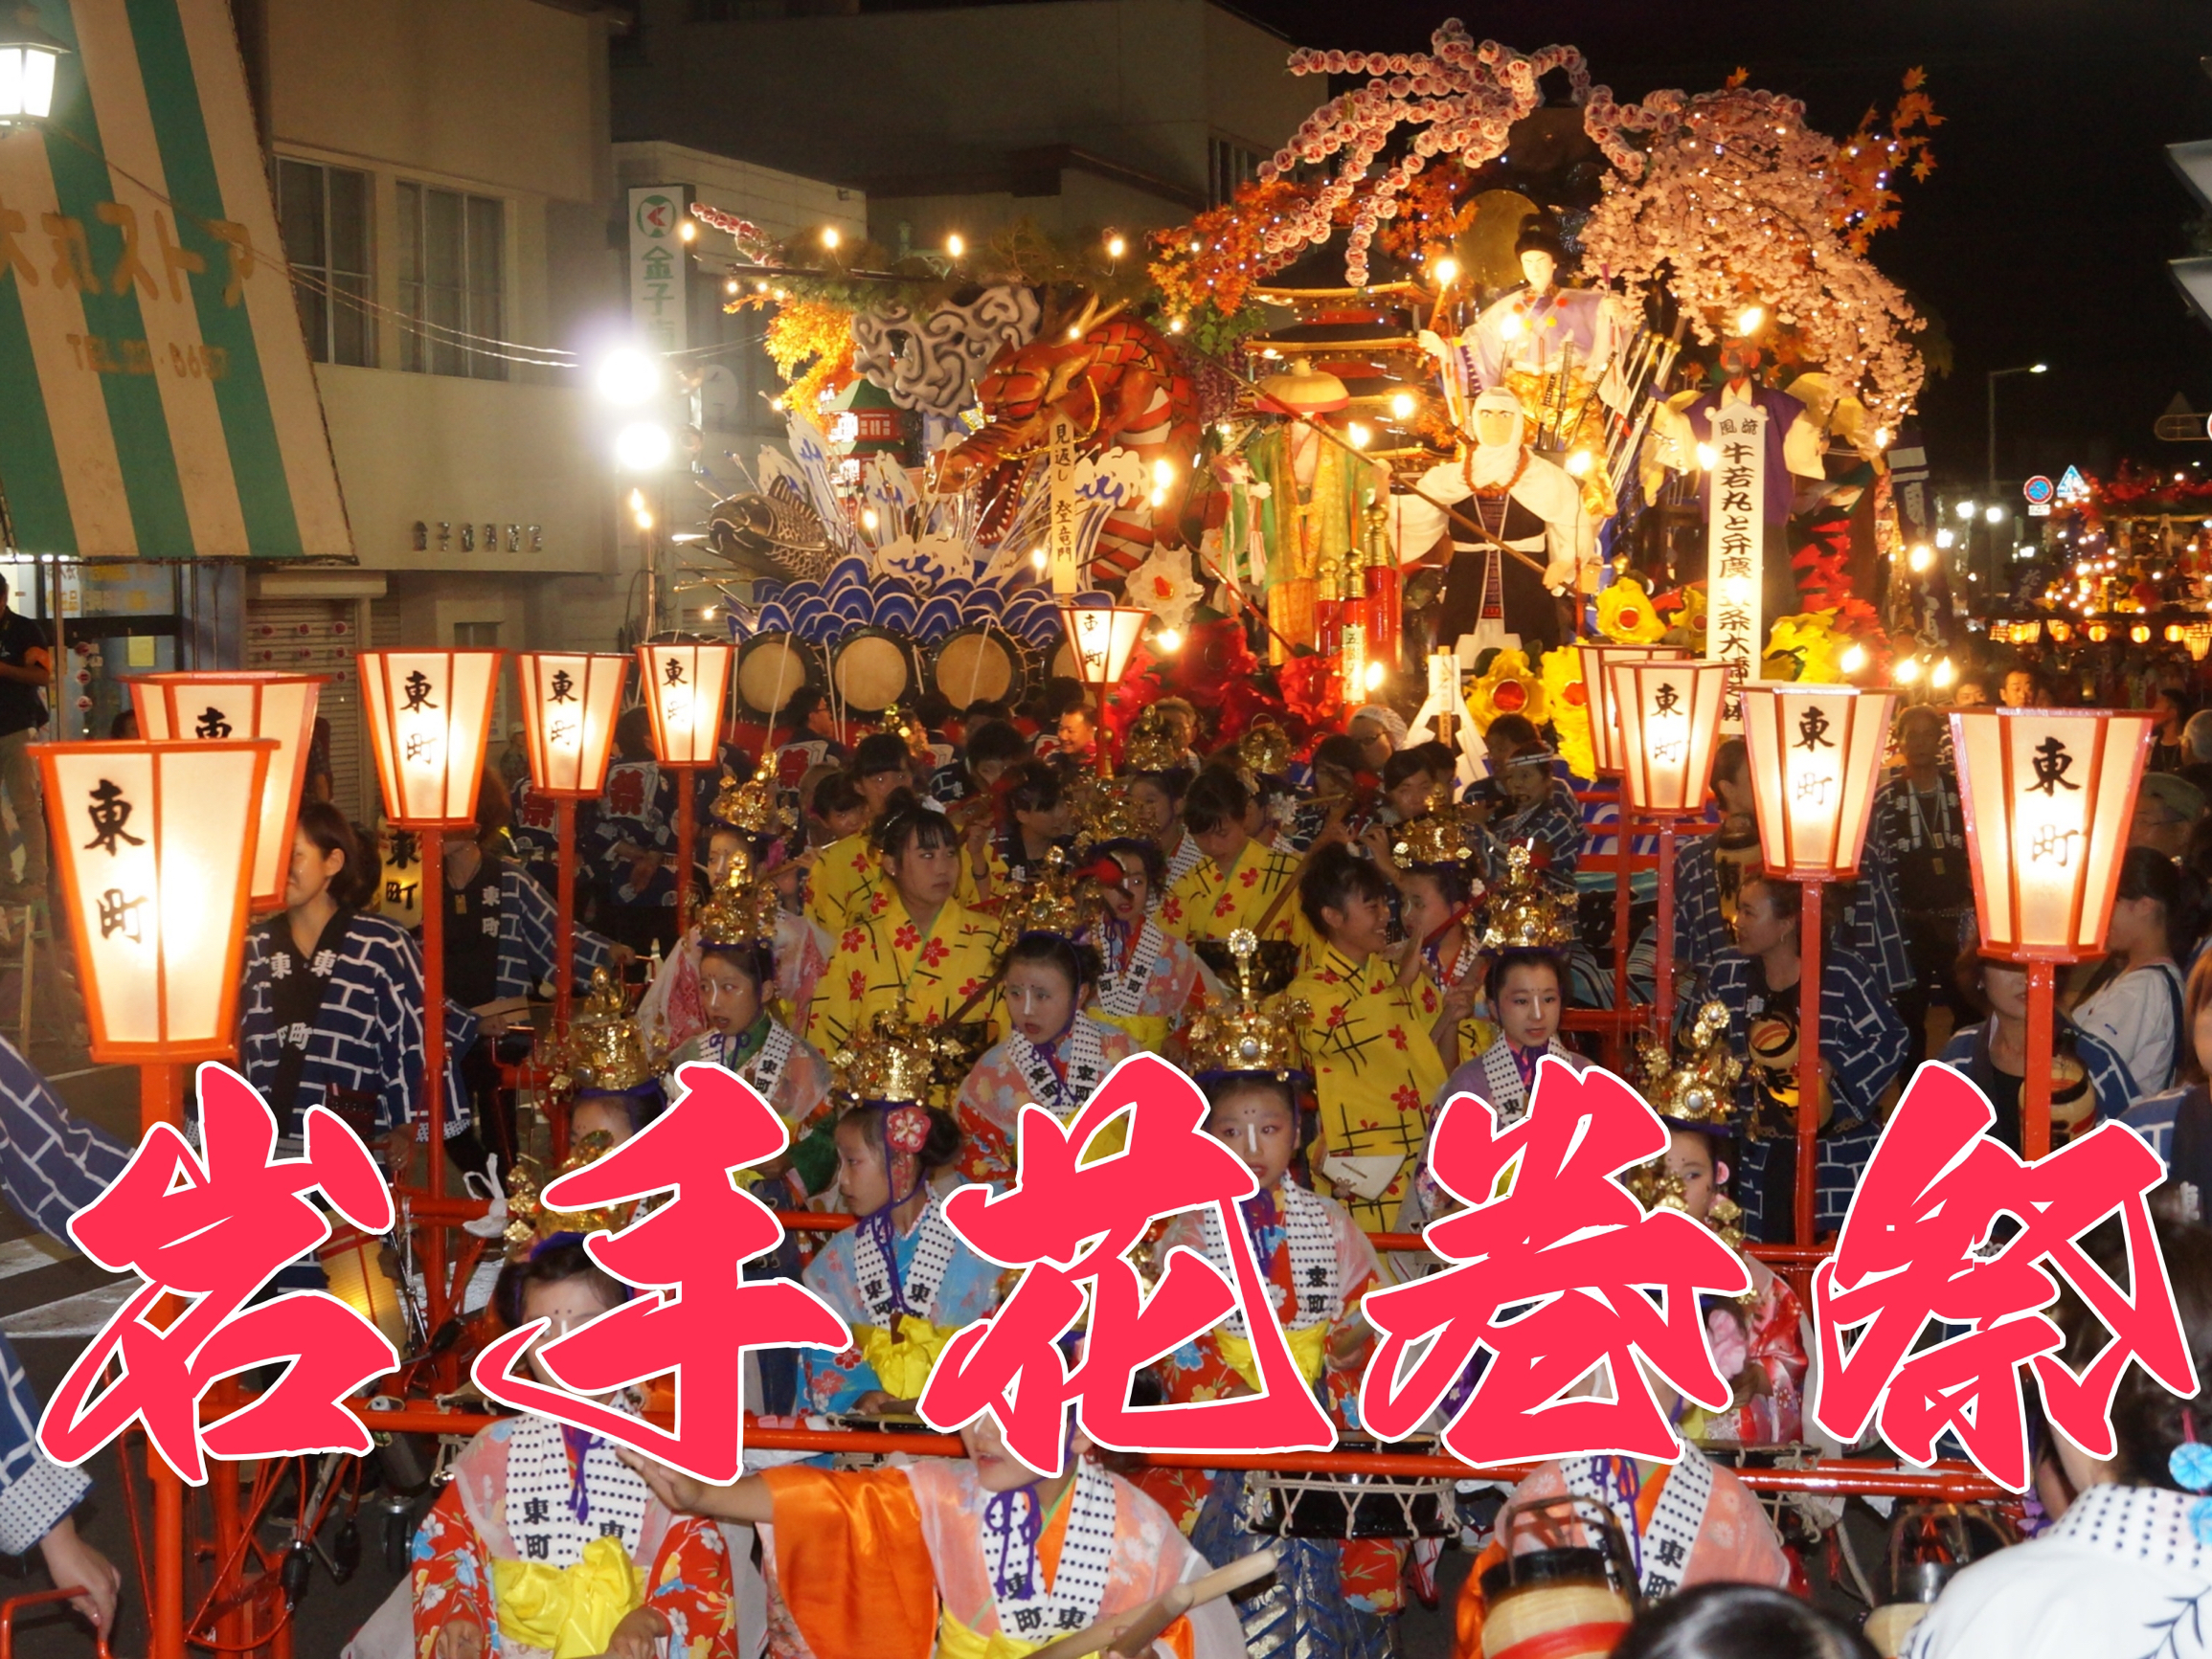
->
621, 1407, 1246, 1659
1627, 998, 1809, 1449
410, 1240, 738, 1659
1714, 873, 1907, 1243
1289, 844, 1461, 1233
953, 898, 1138, 1182
979, 759, 1077, 899
1477, 740, 1582, 898
800, 1041, 1000, 1417
805, 797, 1004, 1054
1140, 940, 1403, 1657
1159, 767, 1316, 966
1089, 838, 1208, 1052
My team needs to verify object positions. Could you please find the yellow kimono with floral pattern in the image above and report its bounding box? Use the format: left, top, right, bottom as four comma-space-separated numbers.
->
1157, 842, 1318, 969
1290, 946, 1450, 1232
803, 892, 1004, 1054
805, 834, 979, 931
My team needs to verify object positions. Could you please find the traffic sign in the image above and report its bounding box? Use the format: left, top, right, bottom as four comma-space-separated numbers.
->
2023, 475, 2054, 505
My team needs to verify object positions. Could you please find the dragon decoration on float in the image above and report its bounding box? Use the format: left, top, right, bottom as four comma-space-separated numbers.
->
685, 22, 1937, 750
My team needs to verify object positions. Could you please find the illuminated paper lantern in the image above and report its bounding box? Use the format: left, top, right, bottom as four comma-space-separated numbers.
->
359, 650, 503, 827
516, 652, 628, 798
1578, 643, 1690, 775
1951, 708, 2154, 961
39, 740, 273, 1061
637, 642, 734, 768
1058, 601, 1148, 689
1740, 686, 1896, 879
127, 671, 327, 910
1608, 660, 1733, 817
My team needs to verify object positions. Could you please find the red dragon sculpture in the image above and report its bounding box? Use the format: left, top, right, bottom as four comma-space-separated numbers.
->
933, 294, 1201, 584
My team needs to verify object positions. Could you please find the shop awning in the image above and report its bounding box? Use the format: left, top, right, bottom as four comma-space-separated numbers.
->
0, 0, 353, 562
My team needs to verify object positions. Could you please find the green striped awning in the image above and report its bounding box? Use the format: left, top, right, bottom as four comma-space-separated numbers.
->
0, 0, 352, 561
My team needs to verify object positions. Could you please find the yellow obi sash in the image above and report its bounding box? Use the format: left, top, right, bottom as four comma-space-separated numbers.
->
937, 1605, 1057, 1659
855, 1314, 961, 1400
491, 1535, 644, 1659
1215, 1321, 1328, 1394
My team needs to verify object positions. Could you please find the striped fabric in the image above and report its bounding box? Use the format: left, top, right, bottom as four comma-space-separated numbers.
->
0, 0, 351, 560
494, 864, 613, 1001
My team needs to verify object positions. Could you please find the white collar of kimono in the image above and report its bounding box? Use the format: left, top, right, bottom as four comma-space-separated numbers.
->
2049, 1483, 2212, 1578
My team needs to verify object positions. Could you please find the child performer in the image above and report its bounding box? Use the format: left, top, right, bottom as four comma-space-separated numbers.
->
1289, 845, 1458, 1233
411, 1240, 736, 1659
954, 930, 1138, 1183
1089, 840, 1207, 1052
1379, 813, 1494, 1068
806, 799, 1004, 1055
1159, 768, 1315, 966
622, 1413, 1246, 1659
799, 1087, 1001, 1416
1145, 986, 1402, 1659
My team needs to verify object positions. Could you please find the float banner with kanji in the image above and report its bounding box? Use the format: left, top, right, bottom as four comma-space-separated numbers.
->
0, 0, 353, 561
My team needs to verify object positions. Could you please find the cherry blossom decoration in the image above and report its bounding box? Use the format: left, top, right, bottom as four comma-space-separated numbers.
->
1579, 82, 1926, 425
1258, 22, 1592, 289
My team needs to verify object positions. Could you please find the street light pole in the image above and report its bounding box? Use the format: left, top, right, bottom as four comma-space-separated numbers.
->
1986, 362, 2050, 514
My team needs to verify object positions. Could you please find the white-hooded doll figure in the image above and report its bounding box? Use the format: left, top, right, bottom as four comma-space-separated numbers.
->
1390, 388, 1594, 660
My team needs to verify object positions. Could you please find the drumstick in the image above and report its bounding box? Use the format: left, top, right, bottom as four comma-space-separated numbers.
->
1020, 1550, 1277, 1659
964, 617, 995, 709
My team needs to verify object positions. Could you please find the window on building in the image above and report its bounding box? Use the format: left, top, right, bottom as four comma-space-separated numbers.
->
396, 182, 506, 380
275, 159, 372, 367
454, 622, 500, 646
1209, 137, 1262, 208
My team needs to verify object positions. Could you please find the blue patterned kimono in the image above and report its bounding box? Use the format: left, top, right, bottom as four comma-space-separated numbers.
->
797, 1200, 1002, 1413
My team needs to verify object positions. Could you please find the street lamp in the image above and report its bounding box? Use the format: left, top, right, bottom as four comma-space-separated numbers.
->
513, 653, 629, 1029
1739, 685, 1896, 1244
1579, 643, 1690, 1020
1058, 601, 1148, 774
1951, 707, 2153, 1158
36, 736, 274, 1659
126, 672, 328, 911
358, 648, 503, 1336
1609, 659, 1732, 1037
0, 22, 68, 124
1987, 361, 2049, 514
638, 640, 735, 936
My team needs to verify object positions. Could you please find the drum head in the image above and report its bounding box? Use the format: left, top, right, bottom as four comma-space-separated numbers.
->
833, 632, 914, 713
1050, 640, 1078, 684
737, 635, 814, 716
935, 630, 1017, 706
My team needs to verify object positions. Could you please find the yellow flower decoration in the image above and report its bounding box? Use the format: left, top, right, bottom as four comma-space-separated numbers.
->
1764, 610, 1847, 685
1597, 576, 1666, 642
1467, 648, 1548, 732
1664, 584, 1708, 648
1539, 646, 1597, 780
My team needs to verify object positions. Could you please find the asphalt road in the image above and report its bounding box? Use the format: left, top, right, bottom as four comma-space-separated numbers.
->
2, 1058, 1477, 1659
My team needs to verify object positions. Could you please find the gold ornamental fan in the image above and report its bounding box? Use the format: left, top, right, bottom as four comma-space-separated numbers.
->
1183, 929, 1310, 1078
1237, 721, 1295, 779
1393, 808, 1481, 871
997, 846, 1106, 942
831, 1007, 947, 1105
1073, 780, 1156, 852
503, 1129, 635, 1259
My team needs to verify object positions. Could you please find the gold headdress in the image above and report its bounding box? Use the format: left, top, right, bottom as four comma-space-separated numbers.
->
1183, 929, 1309, 1077
1072, 777, 1156, 851
711, 758, 792, 839
1393, 806, 1482, 871
1626, 998, 1749, 1249
1237, 721, 1294, 779
695, 839, 782, 948
1478, 843, 1574, 951
502, 1130, 633, 1259
1124, 706, 1185, 773
882, 703, 932, 758
997, 845, 1106, 941
552, 967, 658, 1094
832, 1007, 956, 1104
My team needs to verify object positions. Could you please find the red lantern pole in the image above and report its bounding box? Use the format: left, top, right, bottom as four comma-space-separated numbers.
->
1612, 779, 1634, 1052
2025, 959, 2056, 1161
419, 825, 447, 1334
1654, 818, 1679, 1041
674, 767, 699, 937
141, 1060, 184, 1659
554, 799, 578, 1032
1796, 880, 1823, 1247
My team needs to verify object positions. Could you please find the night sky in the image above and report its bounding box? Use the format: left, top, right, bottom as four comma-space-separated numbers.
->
1227, 0, 2212, 495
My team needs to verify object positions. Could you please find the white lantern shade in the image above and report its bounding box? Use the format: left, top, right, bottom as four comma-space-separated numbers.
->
1578, 643, 1690, 774
1058, 602, 1147, 689
0, 39, 62, 124
638, 642, 734, 769
358, 650, 503, 828
127, 671, 327, 911
515, 652, 629, 799
38, 740, 272, 1062
1952, 708, 2155, 961
1740, 686, 1896, 880
1609, 660, 1733, 816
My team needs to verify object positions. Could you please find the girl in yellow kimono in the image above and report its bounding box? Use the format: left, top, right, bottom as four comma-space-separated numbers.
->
805, 800, 1004, 1054
805, 736, 927, 929
1090, 841, 1208, 1053
621, 1414, 1247, 1659
1289, 845, 1459, 1233
952, 932, 1140, 1182
1158, 768, 1315, 966
1387, 825, 1496, 1070
801, 772, 875, 931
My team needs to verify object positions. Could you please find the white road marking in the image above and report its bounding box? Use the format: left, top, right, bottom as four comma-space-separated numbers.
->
0, 1236, 72, 1281
1, 1279, 133, 1338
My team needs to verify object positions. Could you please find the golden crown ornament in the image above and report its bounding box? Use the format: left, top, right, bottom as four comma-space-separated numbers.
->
502, 1129, 635, 1259
711, 758, 792, 839
1182, 929, 1309, 1078
1478, 843, 1574, 951
831, 1007, 954, 1105
551, 967, 660, 1094
1237, 722, 1295, 779
997, 845, 1105, 942
695, 840, 782, 949
1393, 805, 1483, 872
1123, 706, 1185, 773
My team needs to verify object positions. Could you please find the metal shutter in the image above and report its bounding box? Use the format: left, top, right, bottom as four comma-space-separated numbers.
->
243, 596, 369, 820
